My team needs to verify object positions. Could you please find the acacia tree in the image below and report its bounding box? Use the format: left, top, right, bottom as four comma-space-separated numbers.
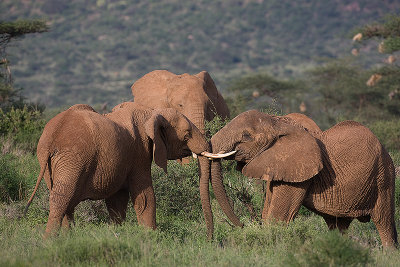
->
0, 19, 48, 110
352, 15, 400, 102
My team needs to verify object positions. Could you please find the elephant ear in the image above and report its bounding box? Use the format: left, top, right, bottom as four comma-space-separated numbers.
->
242, 121, 323, 183
195, 71, 218, 100
195, 71, 230, 119
145, 113, 168, 173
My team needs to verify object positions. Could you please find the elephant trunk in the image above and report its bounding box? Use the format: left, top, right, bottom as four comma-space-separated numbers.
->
210, 159, 243, 228
189, 105, 206, 135
198, 155, 214, 239
186, 127, 214, 239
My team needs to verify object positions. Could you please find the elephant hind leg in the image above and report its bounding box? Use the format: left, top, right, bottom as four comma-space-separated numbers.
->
45, 175, 81, 238
61, 208, 75, 229
323, 216, 352, 233
105, 189, 130, 224
372, 216, 398, 248
45, 190, 73, 238
371, 208, 398, 248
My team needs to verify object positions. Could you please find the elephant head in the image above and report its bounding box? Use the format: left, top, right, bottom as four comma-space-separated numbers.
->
131, 70, 230, 135
141, 107, 233, 238
207, 110, 324, 234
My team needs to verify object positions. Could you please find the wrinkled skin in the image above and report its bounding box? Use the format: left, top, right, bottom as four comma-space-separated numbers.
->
25, 103, 211, 238
210, 110, 398, 248
131, 70, 230, 135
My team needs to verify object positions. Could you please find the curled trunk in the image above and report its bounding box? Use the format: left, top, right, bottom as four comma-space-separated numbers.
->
211, 159, 243, 228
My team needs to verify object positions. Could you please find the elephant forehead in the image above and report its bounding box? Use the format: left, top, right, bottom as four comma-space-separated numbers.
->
227, 111, 273, 130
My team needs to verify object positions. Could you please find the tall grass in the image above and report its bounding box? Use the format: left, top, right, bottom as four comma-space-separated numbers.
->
0, 114, 399, 266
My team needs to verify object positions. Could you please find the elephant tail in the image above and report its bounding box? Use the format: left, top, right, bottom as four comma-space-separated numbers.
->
23, 152, 49, 217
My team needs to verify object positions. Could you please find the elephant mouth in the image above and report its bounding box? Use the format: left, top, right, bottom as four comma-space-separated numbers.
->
181, 148, 193, 158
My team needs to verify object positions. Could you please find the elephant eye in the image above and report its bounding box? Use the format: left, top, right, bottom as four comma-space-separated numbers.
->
242, 131, 252, 142
184, 131, 191, 141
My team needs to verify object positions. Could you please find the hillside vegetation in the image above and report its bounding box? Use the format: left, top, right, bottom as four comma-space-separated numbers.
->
1, 0, 399, 107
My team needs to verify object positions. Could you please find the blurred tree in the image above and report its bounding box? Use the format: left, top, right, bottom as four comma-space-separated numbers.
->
224, 73, 307, 117
0, 19, 48, 111
351, 15, 400, 110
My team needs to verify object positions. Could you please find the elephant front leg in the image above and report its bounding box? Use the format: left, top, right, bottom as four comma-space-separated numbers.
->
105, 189, 130, 224
130, 176, 156, 229
262, 181, 273, 220
264, 180, 310, 223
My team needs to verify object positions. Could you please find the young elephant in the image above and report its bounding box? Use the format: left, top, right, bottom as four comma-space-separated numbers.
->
208, 110, 398, 248
25, 103, 219, 237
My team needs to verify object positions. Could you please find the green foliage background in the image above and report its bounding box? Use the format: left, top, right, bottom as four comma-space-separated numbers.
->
1, 0, 399, 107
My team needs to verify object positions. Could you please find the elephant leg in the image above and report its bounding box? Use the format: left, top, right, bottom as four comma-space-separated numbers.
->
264, 180, 310, 223
45, 186, 75, 238
61, 208, 75, 229
44, 168, 81, 238
105, 189, 130, 224
323, 216, 352, 233
371, 201, 398, 248
130, 175, 156, 229
261, 181, 273, 220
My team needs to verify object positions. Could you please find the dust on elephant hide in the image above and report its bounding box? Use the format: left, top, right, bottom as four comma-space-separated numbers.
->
210, 110, 398, 248
131, 70, 230, 135
24, 104, 211, 237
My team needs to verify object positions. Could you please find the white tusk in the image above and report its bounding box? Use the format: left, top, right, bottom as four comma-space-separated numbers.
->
200, 150, 237, 159
192, 152, 198, 159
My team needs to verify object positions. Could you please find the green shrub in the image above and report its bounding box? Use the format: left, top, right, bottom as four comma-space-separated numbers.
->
0, 154, 26, 203
0, 106, 46, 153
205, 115, 230, 141
285, 230, 372, 267
152, 160, 203, 221
368, 118, 400, 151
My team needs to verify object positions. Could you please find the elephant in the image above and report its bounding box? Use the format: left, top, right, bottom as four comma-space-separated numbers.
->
131, 70, 230, 135
24, 103, 228, 237
206, 110, 398, 248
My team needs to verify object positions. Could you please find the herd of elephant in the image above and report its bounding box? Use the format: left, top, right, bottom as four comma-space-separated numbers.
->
24, 70, 398, 248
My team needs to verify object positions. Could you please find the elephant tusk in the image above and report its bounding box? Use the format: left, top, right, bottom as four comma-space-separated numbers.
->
192, 152, 198, 159
201, 151, 237, 159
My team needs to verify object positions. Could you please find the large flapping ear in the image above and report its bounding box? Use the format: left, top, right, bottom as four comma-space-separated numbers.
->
242, 120, 323, 183
195, 71, 218, 100
144, 113, 168, 173
195, 71, 230, 119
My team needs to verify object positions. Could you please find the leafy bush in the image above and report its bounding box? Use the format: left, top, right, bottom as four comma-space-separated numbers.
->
205, 115, 230, 141
286, 230, 372, 267
368, 118, 400, 151
0, 154, 25, 203
0, 106, 46, 153
152, 160, 203, 221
